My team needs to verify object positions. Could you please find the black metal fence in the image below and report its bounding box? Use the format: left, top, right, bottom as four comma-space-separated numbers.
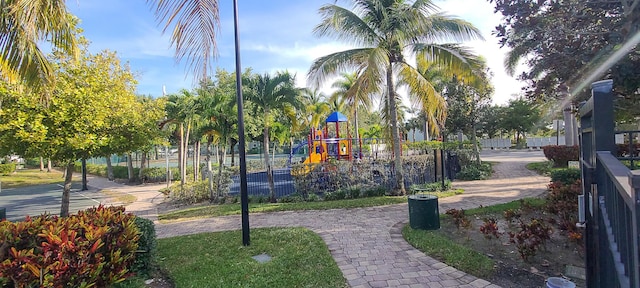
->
227, 151, 461, 198
579, 79, 640, 288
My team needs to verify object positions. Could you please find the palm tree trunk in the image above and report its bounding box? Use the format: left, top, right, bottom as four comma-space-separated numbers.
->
387, 65, 406, 195
354, 106, 360, 157
183, 122, 191, 183
106, 156, 114, 181
179, 123, 185, 185
193, 141, 198, 182
47, 159, 52, 172
216, 142, 227, 199
39, 157, 44, 171
60, 162, 74, 217
263, 123, 276, 202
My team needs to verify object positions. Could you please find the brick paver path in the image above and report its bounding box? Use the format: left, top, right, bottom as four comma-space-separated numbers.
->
151, 152, 549, 288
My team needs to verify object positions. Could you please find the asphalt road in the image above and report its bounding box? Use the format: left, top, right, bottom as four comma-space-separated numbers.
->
0, 183, 109, 221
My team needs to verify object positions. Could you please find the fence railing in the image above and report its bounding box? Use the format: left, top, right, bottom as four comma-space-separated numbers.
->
579, 79, 640, 288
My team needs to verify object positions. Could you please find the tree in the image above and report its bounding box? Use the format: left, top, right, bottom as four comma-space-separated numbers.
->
147, 0, 220, 81
0, 0, 78, 90
302, 87, 330, 130
165, 90, 199, 186
330, 72, 372, 149
245, 71, 301, 202
477, 105, 506, 139
307, 0, 483, 195
0, 47, 144, 217
502, 99, 541, 145
491, 0, 640, 106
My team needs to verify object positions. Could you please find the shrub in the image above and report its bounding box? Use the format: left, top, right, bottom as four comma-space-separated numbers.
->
323, 190, 346, 201
361, 187, 386, 197
0, 163, 16, 175
545, 180, 582, 230
168, 181, 210, 204
0, 206, 138, 287
508, 218, 553, 261
549, 168, 581, 185
445, 208, 471, 229
410, 180, 452, 193
479, 218, 501, 240
278, 194, 304, 203
526, 161, 554, 175
131, 217, 156, 277
542, 145, 579, 168
456, 162, 492, 180
616, 143, 640, 157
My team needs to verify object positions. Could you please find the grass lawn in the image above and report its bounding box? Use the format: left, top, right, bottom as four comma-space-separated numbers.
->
156, 227, 347, 288
159, 189, 463, 222
0, 169, 66, 188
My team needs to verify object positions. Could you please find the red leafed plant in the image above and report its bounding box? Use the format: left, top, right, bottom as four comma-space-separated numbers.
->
445, 208, 472, 230
0, 205, 139, 287
479, 218, 501, 240
508, 218, 553, 261
542, 145, 579, 167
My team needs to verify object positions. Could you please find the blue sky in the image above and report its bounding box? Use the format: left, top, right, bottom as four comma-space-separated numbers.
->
67, 0, 523, 105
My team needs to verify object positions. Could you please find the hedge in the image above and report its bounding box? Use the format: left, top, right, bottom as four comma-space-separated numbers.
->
0, 163, 16, 175
0, 206, 139, 287
542, 145, 579, 168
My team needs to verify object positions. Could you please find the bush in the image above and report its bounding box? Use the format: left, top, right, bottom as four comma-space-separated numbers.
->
410, 180, 452, 193
0, 206, 138, 287
526, 161, 554, 175
168, 181, 210, 204
456, 162, 492, 180
542, 145, 579, 168
131, 217, 157, 277
0, 163, 16, 175
550, 168, 581, 185
323, 190, 346, 201
361, 187, 386, 197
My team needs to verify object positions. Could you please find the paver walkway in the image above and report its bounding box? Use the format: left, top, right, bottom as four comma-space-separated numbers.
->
145, 151, 549, 288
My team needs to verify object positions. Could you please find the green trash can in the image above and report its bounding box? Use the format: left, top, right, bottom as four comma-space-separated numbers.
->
408, 194, 440, 230
0, 208, 5, 221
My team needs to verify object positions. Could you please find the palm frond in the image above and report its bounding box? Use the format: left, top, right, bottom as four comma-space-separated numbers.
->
147, 0, 220, 80
397, 62, 446, 135
416, 13, 484, 43
307, 48, 377, 88
314, 4, 380, 47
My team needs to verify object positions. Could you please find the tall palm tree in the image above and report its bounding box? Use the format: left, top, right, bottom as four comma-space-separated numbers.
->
245, 71, 301, 202
308, 0, 483, 195
302, 87, 331, 129
0, 0, 78, 90
330, 72, 372, 154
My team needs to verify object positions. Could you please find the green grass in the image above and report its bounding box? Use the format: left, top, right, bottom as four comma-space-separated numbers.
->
464, 198, 545, 215
0, 169, 65, 188
526, 161, 554, 175
159, 196, 408, 222
402, 225, 495, 278
159, 190, 463, 222
156, 227, 347, 288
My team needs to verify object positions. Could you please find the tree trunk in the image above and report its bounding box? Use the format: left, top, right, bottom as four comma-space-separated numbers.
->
39, 157, 44, 171
387, 65, 405, 195
193, 141, 198, 182
178, 123, 185, 186
139, 151, 147, 181
106, 156, 114, 181
60, 162, 74, 217
81, 159, 88, 191
183, 122, 191, 184
263, 118, 276, 202
47, 159, 52, 172
471, 125, 481, 165
127, 152, 134, 183
230, 138, 237, 167
354, 106, 360, 156
216, 142, 227, 200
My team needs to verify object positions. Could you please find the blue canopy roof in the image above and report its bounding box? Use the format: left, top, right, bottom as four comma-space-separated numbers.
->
325, 111, 348, 123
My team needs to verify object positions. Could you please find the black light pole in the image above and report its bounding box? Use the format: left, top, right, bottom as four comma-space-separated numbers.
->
233, 0, 250, 246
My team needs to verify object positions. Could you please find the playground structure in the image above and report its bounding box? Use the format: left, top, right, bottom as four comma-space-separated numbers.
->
301, 111, 362, 164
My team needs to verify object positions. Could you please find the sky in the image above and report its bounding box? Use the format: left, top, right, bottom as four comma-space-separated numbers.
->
66, 0, 525, 105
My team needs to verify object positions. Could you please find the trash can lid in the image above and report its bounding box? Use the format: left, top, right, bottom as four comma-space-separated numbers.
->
408, 194, 437, 200
546, 277, 575, 288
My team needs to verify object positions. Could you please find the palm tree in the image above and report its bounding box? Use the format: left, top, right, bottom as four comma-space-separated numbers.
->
0, 0, 78, 90
302, 87, 331, 129
165, 90, 199, 186
147, 0, 219, 81
307, 0, 483, 195
330, 72, 372, 155
245, 71, 301, 202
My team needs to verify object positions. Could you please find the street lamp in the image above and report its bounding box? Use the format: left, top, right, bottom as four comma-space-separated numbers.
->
233, 0, 250, 246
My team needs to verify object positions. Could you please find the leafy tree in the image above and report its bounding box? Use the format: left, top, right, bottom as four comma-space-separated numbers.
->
330, 72, 372, 148
244, 71, 301, 202
307, 0, 483, 195
0, 47, 145, 217
491, 0, 640, 109
0, 0, 78, 90
502, 99, 541, 145
302, 87, 330, 130
477, 105, 506, 139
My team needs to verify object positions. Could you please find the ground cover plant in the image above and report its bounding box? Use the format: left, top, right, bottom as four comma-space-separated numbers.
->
404, 196, 585, 288
155, 228, 347, 287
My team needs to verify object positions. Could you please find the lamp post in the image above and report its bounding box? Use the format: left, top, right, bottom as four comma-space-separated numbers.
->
233, 0, 250, 246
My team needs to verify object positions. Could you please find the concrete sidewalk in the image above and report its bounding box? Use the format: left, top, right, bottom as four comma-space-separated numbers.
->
149, 151, 549, 288
85, 175, 166, 221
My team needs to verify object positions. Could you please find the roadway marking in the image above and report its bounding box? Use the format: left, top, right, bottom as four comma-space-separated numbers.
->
56, 184, 102, 204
